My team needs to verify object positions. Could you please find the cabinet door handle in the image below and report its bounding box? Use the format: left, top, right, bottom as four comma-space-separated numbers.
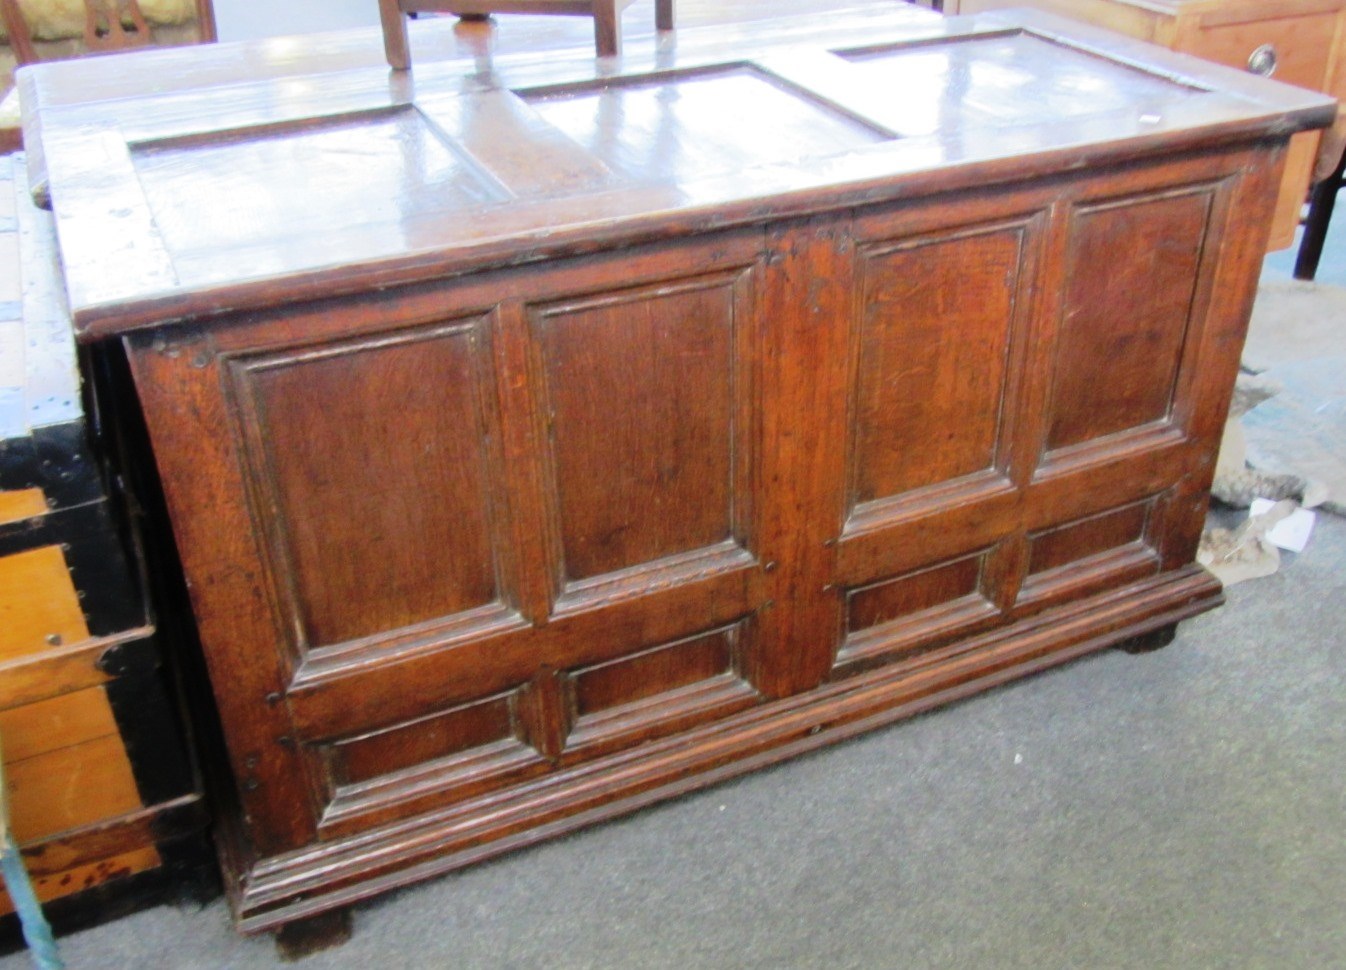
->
1247, 44, 1278, 77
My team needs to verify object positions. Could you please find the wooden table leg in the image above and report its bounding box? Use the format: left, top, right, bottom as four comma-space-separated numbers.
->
379, 0, 411, 69
593, 0, 620, 56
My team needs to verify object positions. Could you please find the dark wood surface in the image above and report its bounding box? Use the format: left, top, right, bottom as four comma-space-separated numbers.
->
20, 5, 1331, 337
21, 1, 1335, 937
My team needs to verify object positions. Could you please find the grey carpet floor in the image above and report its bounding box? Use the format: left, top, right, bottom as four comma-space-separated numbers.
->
1244, 280, 1346, 511
6, 514, 1342, 969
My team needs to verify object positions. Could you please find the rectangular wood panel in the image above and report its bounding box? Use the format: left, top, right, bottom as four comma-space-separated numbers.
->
317, 683, 547, 835
1047, 190, 1212, 450
534, 275, 745, 583
851, 226, 1024, 505
572, 626, 736, 717
836, 33, 1199, 134
1027, 501, 1150, 577
564, 622, 758, 755
838, 548, 1001, 670
328, 692, 519, 787
1017, 498, 1161, 613
230, 320, 505, 650
847, 554, 983, 634
523, 66, 888, 184
131, 107, 507, 261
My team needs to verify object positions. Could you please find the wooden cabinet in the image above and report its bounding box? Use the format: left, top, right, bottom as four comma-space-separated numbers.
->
18, 4, 1332, 939
947, 0, 1346, 250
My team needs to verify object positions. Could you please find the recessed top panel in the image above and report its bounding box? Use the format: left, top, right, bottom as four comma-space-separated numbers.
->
31, 6, 1331, 336
130, 107, 506, 260
838, 33, 1201, 136
522, 67, 890, 184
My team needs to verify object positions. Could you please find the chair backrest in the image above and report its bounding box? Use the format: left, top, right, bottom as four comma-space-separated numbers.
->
83, 0, 152, 57
1, 0, 214, 67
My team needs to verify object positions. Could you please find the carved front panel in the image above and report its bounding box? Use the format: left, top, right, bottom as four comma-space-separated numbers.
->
1045, 189, 1213, 453
835, 214, 1042, 670
232, 242, 774, 836
532, 275, 746, 587
851, 226, 1023, 506
228, 319, 510, 653
125, 155, 1259, 867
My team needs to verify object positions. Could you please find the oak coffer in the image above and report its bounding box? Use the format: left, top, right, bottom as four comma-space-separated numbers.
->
17, 2, 1334, 939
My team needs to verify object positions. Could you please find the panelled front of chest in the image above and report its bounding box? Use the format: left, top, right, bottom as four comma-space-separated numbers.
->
834, 162, 1243, 676
124, 144, 1273, 920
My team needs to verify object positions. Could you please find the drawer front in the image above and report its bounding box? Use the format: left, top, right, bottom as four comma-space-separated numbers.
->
1183, 12, 1337, 90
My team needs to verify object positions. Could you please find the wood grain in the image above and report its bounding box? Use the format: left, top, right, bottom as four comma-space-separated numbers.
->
949, 0, 1346, 250
21, 3, 1328, 940
0, 546, 91, 661
0, 489, 46, 525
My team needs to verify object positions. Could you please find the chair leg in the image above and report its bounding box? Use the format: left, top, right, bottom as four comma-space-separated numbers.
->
379, 0, 411, 69
656, 0, 674, 32
1294, 146, 1346, 282
593, 0, 620, 56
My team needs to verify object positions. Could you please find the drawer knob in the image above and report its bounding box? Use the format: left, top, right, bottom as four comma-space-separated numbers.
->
1247, 44, 1278, 77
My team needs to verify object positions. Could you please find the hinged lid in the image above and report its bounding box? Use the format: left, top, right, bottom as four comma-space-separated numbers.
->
18, 5, 1336, 340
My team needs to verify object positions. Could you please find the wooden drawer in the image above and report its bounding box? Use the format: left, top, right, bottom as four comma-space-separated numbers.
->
1182, 10, 1337, 89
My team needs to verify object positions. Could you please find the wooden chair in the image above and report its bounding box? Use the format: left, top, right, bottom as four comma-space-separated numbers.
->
378, 0, 674, 68
1, 0, 216, 66
2, 0, 151, 65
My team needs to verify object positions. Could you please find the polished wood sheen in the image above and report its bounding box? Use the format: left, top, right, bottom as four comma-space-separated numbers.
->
19, 1, 1333, 939
230, 322, 504, 649
947, 0, 1346, 249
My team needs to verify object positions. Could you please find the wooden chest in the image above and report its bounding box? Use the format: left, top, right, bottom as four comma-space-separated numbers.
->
18, 4, 1333, 939
947, 0, 1346, 250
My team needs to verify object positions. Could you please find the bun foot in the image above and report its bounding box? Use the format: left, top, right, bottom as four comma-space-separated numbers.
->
1116, 623, 1178, 655
275, 908, 353, 961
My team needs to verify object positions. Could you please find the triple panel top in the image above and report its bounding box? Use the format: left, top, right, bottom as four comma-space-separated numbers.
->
17, 3, 1335, 339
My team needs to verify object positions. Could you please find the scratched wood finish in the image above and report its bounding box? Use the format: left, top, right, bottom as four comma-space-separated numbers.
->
231, 323, 504, 650
947, 0, 1346, 249
22, 3, 1333, 937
